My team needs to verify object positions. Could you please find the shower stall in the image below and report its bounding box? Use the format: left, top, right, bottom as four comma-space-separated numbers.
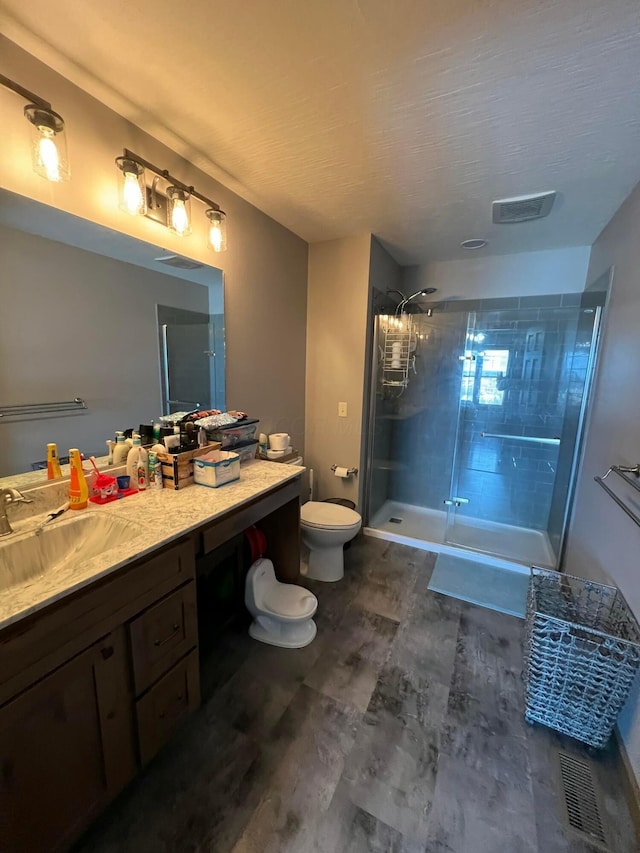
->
364, 293, 604, 568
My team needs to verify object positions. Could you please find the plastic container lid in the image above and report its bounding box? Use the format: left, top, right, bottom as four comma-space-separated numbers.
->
300, 501, 361, 529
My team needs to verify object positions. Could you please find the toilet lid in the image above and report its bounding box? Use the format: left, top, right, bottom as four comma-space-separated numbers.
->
301, 501, 361, 529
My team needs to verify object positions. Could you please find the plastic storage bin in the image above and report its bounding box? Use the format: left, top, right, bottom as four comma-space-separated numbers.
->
524, 566, 640, 748
206, 418, 259, 448
193, 450, 240, 488
234, 440, 258, 464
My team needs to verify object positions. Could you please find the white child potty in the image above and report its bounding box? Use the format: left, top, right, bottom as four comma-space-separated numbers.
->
300, 501, 362, 582
245, 558, 318, 648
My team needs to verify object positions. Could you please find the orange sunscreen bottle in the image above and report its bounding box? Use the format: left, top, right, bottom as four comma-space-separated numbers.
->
68, 448, 89, 510
47, 443, 62, 479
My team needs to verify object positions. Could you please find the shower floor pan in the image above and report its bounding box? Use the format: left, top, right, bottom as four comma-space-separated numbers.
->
365, 500, 555, 571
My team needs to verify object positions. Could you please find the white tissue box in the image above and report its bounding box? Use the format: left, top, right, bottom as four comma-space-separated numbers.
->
193, 450, 240, 488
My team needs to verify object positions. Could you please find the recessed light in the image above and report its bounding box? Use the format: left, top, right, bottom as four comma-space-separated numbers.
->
461, 238, 487, 250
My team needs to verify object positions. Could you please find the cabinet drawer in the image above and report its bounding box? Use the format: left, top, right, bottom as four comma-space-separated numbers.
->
135, 650, 200, 765
129, 583, 197, 696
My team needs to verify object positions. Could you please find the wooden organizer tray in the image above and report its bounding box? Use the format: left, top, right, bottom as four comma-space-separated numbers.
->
156, 443, 221, 490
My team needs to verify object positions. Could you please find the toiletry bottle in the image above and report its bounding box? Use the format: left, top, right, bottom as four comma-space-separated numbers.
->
113, 432, 129, 466
136, 446, 149, 491
127, 435, 148, 491
148, 451, 163, 490
68, 448, 89, 510
198, 426, 208, 448
106, 439, 115, 465
258, 433, 268, 457
46, 443, 62, 479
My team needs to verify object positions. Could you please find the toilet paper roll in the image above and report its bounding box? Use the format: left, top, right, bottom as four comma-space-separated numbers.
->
391, 359, 401, 368
334, 466, 350, 478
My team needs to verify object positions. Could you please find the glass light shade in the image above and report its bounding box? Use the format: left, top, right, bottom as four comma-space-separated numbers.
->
116, 158, 146, 215
24, 106, 70, 182
166, 187, 192, 236
206, 209, 227, 252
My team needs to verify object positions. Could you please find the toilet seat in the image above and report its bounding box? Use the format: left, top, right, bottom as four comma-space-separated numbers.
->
263, 584, 317, 620
300, 501, 361, 530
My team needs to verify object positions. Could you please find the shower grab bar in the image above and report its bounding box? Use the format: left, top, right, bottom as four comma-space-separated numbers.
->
480, 432, 560, 445
594, 476, 640, 530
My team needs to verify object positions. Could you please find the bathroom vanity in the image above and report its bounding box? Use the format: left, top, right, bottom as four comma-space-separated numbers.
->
0, 462, 302, 853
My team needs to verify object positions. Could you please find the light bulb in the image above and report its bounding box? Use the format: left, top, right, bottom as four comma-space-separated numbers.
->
38, 129, 61, 182
208, 221, 223, 252
123, 171, 144, 215
206, 209, 227, 252
171, 198, 189, 235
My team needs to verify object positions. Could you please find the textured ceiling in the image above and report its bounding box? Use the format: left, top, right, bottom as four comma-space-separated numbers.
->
1, 0, 640, 263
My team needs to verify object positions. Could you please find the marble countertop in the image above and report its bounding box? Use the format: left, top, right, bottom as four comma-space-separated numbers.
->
0, 460, 304, 631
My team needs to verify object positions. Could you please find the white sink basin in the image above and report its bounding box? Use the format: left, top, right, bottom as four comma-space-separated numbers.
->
0, 512, 139, 590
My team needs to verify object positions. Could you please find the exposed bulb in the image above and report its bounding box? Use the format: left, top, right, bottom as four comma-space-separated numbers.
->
38, 129, 61, 182
208, 221, 223, 252
171, 198, 189, 235
123, 171, 144, 215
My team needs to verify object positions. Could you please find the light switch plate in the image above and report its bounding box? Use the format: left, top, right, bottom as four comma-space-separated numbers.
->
338, 401, 348, 417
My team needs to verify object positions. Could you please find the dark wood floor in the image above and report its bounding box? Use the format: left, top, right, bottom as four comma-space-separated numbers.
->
76, 537, 638, 852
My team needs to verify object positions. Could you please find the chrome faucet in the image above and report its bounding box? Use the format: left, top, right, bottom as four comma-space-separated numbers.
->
0, 487, 34, 536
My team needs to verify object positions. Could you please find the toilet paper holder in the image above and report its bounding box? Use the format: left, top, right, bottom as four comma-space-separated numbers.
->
331, 464, 358, 476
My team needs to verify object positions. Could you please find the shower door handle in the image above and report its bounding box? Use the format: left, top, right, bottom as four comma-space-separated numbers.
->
444, 497, 469, 507
458, 355, 476, 361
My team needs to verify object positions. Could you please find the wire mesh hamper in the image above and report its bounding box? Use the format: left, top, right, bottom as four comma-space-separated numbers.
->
524, 567, 640, 748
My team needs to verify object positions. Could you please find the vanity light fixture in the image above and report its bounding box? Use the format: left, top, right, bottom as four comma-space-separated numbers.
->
114, 148, 227, 251
0, 74, 70, 182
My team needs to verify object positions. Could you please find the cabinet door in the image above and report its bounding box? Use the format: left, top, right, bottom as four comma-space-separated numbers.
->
0, 629, 135, 853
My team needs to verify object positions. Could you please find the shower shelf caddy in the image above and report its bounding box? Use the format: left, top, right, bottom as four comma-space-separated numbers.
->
380, 315, 416, 391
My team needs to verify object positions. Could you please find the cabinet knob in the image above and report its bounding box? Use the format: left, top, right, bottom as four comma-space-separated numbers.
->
101, 646, 114, 660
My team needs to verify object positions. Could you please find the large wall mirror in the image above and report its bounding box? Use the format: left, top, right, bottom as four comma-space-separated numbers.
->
0, 189, 225, 478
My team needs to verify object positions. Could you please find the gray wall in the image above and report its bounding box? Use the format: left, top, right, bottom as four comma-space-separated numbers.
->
0, 225, 210, 474
305, 235, 372, 506
403, 246, 591, 300
1, 36, 309, 462
564, 178, 640, 784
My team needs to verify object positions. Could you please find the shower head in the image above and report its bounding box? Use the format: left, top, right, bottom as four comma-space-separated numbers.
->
396, 288, 437, 314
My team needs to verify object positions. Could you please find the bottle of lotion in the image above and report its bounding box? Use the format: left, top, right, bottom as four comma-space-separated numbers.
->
126, 435, 148, 491
113, 432, 129, 466
68, 448, 89, 510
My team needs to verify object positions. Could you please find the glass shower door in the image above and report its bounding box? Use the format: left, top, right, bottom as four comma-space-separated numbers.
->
443, 305, 598, 567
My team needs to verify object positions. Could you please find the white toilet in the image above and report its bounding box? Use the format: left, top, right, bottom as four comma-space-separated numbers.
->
300, 501, 362, 582
245, 558, 318, 648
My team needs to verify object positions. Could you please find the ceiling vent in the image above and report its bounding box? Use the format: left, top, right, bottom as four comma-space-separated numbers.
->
492, 191, 556, 224
154, 254, 204, 270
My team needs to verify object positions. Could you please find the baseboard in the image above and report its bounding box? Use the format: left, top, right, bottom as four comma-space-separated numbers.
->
614, 726, 640, 830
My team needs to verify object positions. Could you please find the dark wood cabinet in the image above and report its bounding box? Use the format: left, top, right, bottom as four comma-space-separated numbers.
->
0, 537, 198, 852
0, 628, 135, 853
129, 582, 198, 695
136, 649, 200, 765
0, 474, 302, 850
